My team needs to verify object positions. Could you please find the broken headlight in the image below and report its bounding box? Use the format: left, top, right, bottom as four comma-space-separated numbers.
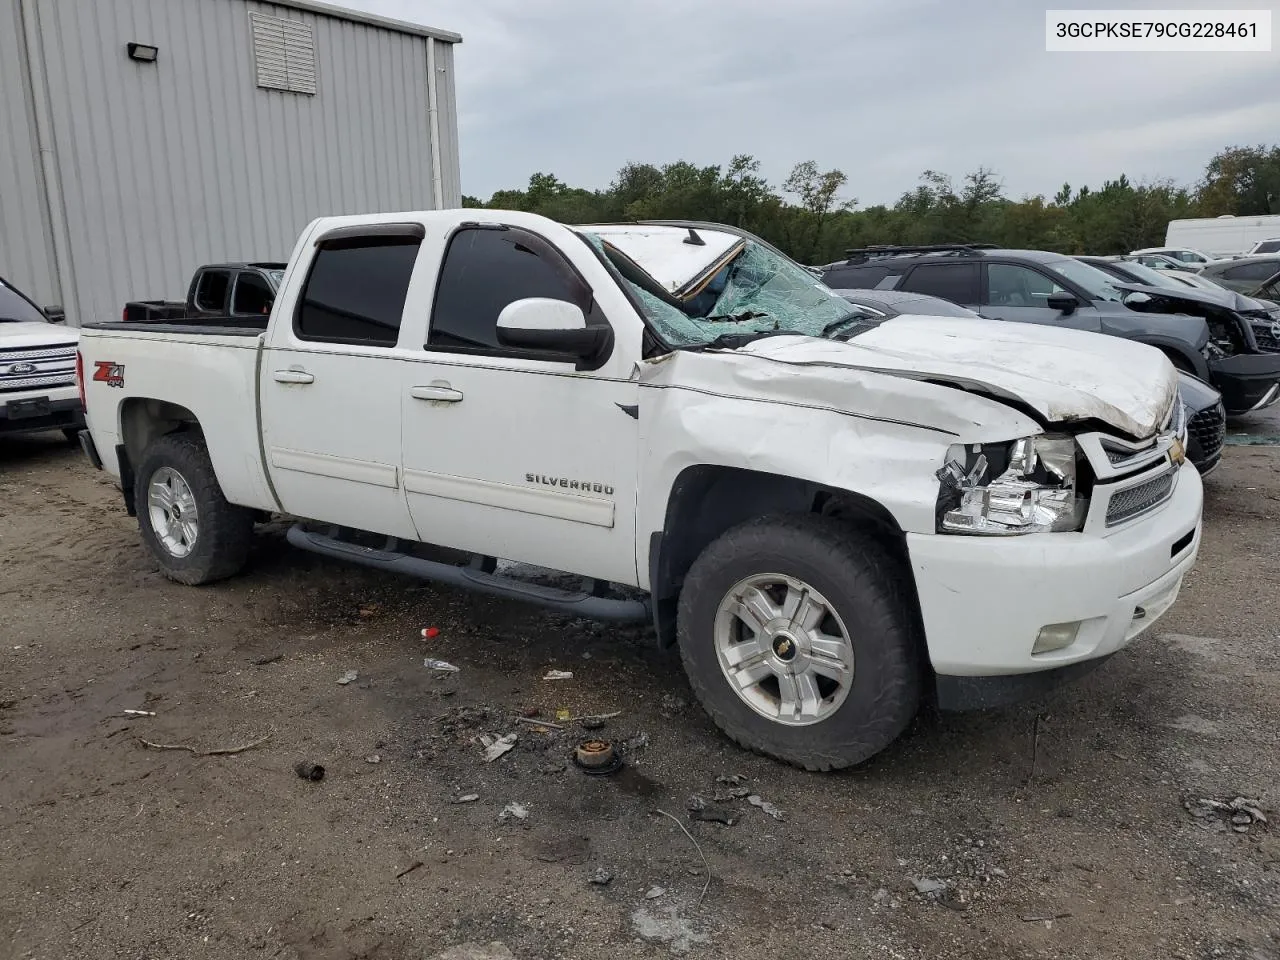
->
936, 435, 1087, 535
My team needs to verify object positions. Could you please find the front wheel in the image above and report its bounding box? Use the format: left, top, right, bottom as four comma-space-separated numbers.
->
677, 515, 921, 771
134, 433, 253, 585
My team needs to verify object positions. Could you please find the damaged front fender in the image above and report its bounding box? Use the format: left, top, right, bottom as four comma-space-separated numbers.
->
634, 347, 1044, 572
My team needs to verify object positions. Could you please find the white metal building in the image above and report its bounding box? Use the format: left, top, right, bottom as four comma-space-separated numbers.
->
1, 0, 462, 324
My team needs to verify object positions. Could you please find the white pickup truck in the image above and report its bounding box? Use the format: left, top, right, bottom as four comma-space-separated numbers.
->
77, 210, 1203, 770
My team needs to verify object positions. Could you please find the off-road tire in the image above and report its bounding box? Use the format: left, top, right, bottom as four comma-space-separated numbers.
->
135, 433, 254, 585
677, 514, 921, 771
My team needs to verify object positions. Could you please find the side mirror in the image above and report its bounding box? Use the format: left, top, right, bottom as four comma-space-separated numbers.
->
1046, 292, 1078, 315
43, 305, 65, 323
496, 298, 608, 358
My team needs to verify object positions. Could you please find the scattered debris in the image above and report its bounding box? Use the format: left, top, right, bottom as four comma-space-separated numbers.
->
520, 707, 541, 718
655, 808, 711, 904
573, 739, 623, 775
872, 887, 893, 905
543, 670, 574, 681
574, 710, 622, 726
690, 805, 737, 826
424, 659, 461, 673
747, 795, 784, 821
251, 653, 283, 666
421, 627, 441, 640
645, 885, 667, 900
395, 860, 424, 880
631, 904, 710, 954
660, 694, 687, 714
337, 670, 358, 685
1185, 796, 1269, 833
514, 716, 564, 731
452, 793, 480, 804
687, 794, 707, 811
140, 735, 269, 757
499, 802, 529, 822
364, 754, 381, 764
911, 877, 947, 898
123, 709, 156, 717
1022, 912, 1071, 922
556, 709, 572, 722
716, 774, 748, 786
588, 867, 614, 886
480, 733, 518, 762
294, 761, 325, 781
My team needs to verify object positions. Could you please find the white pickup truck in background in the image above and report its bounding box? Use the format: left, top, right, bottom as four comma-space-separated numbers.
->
76, 210, 1203, 770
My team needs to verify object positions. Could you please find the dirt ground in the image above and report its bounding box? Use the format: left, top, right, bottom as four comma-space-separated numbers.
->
2, 427, 1279, 960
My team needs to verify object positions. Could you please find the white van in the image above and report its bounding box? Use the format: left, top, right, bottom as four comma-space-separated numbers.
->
1165, 215, 1280, 260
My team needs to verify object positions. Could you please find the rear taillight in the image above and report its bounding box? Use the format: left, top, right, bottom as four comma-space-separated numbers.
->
75, 350, 86, 411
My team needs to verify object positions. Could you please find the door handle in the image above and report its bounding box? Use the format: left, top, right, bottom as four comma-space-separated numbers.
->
273, 369, 314, 384
411, 385, 464, 403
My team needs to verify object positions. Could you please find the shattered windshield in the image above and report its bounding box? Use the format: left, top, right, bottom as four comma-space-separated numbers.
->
581, 232, 854, 348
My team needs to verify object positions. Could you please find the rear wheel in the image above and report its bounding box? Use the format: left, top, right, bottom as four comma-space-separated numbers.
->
134, 433, 253, 584
677, 515, 921, 771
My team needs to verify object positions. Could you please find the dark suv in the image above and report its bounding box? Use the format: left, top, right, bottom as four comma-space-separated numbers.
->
820, 245, 1280, 416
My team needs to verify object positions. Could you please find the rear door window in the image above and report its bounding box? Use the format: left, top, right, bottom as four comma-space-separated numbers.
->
898, 263, 980, 304
193, 270, 231, 312
1224, 260, 1280, 281
822, 264, 892, 289
296, 236, 422, 345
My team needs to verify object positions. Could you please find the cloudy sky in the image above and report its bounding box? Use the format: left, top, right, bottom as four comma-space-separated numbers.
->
342, 0, 1277, 206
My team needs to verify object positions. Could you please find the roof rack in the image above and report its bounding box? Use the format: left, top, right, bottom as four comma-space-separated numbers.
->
842, 243, 997, 262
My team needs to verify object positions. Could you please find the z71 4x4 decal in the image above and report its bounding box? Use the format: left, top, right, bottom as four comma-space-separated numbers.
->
92, 361, 125, 388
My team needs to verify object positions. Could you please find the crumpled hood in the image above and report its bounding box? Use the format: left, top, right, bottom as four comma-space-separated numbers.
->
736, 315, 1178, 440
0, 321, 78, 350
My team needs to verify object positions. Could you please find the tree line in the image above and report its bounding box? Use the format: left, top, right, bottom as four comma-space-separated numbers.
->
462, 144, 1280, 266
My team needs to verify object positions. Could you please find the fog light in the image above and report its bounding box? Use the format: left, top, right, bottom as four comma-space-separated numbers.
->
1033, 621, 1081, 655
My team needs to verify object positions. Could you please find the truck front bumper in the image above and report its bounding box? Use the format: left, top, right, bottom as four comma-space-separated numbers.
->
1209, 353, 1280, 415
0, 388, 83, 436
907, 462, 1203, 707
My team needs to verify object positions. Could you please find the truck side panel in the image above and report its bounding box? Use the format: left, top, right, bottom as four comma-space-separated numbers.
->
80, 330, 276, 512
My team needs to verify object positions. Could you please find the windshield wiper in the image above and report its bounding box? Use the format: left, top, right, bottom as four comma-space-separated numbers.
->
700, 330, 793, 351
819, 310, 871, 339
705, 310, 768, 324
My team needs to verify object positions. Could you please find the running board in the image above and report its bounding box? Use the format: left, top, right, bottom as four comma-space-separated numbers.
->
286, 525, 651, 623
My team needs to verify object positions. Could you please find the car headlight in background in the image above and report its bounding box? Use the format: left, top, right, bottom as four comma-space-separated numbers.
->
936, 434, 1086, 535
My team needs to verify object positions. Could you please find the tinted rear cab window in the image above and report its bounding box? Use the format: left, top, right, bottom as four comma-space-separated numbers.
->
296, 237, 421, 345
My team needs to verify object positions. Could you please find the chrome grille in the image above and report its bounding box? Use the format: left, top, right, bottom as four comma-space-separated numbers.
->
1251, 323, 1280, 352
0, 345, 76, 393
1188, 401, 1225, 463
0, 372, 75, 392
1106, 468, 1177, 527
